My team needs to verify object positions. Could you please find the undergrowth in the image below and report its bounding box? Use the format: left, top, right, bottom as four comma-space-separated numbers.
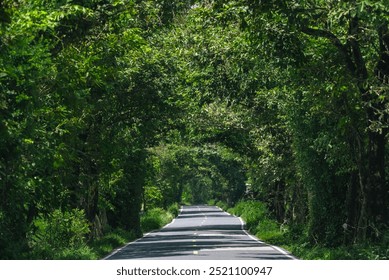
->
140, 207, 174, 233
224, 200, 389, 260
25, 204, 180, 259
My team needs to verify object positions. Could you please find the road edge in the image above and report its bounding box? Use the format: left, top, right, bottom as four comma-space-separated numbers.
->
102, 206, 184, 260
216, 206, 298, 260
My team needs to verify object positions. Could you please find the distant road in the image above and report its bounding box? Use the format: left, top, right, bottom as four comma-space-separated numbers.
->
105, 205, 296, 260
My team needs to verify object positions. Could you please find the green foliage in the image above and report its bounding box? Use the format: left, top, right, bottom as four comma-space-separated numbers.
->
227, 200, 287, 245
146, 144, 246, 207
144, 185, 164, 210
56, 246, 97, 260
207, 199, 216, 206
89, 228, 137, 259
287, 242, 389, 260
215, 201, 228, 211
226, 200, 389, 259
1, 0, 184, 259
1, 0, 388, 260
167, 203, 180, 217
140, 208, 173, 233
255, 219, 285, 244
229, 201, 268, 232
27, 209, 90, 259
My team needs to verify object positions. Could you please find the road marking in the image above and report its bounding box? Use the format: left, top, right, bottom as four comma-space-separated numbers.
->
237, 217, 297, 260
104, 205, 297, 260
200, 247, 271, 252
103, 206, 184, 259
198, 233, 242, 237
161, 205, 183, 229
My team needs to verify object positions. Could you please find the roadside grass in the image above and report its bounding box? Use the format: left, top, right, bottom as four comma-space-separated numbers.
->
88, 228, 137, 259
27, 209, 97, 260
140, 207, 174, 233
214, 199, 389, 260
227, 200, 285, 245
63, 204, 180, 260
167, 202, 180, 217
284, 242, 389, 260
215, 200, 229, 211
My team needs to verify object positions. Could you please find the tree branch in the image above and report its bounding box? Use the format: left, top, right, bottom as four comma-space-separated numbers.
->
301, 26, 356, 75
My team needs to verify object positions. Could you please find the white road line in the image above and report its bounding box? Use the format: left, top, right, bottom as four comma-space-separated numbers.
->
237, 217, 264, 243
103, 234, 144, 260
216, 206, 231, 216
197, 233, 243, 237
163, 205, 184, 228
237, 216, 297, 260
200, 247, 272, 252
103, 205, 183, 260
104, 205, 297, 260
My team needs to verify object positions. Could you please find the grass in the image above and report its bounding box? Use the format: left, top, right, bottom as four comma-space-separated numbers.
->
223, 200, 389, 260
284, 242, 389, 260
88, 228, 137, 259
83, 204, 180, 259
140, 207, 174, 233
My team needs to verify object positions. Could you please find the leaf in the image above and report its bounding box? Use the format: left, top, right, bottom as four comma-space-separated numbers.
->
15, 93, 31, 103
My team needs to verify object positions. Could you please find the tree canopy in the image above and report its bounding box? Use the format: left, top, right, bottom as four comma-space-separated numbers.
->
1, 0, 388, 259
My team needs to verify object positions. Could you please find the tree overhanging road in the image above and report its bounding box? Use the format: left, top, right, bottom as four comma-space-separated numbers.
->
105, 205, 296, 260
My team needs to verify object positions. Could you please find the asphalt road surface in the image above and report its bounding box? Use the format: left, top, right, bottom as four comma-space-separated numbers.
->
105, 205, 296, 260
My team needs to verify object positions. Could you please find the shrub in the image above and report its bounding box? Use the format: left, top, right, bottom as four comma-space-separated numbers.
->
140, 208, 173, 233
207, 199, 216, 206
215, 201, 228, 211
57, 246, 97, 260
168, 203, 180, 217
255, 219, 284, 243
89, 228, 137, 259
28, 209, 90, 259
229, 201, 267, 231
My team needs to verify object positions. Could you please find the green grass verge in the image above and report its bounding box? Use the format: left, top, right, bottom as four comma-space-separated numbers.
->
81, 204, 180, 259
141, 207, 174, 233
88, 228, 137, 259
223, 200, 389, 260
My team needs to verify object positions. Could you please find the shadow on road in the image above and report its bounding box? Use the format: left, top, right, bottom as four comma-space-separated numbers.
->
106, 206, 294, 260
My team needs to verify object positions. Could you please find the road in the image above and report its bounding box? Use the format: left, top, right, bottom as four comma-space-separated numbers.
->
105, 205, 296, 260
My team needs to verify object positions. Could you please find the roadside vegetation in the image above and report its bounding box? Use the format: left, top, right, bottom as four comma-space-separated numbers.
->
1, 0, 388, 260
23, 204, 179, 260
212, 200, 389, 260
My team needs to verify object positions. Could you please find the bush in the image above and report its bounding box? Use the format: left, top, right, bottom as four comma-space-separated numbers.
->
215, 201, 228, 211
28, 209, 90, 259
227, 200, 287, 245
255, 219, 284, 243
168, 203, 180, 217
57, 246, 97, 260
229, 201, 267, 231
207, 199, 216, 206
89, 228, 137, 259
140, 208, 173, 233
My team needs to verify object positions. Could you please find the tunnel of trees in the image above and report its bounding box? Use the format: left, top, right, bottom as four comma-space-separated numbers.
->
0, 0, 388, 259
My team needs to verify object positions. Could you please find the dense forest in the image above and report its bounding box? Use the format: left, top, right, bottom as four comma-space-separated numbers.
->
0, 0, 388, 259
